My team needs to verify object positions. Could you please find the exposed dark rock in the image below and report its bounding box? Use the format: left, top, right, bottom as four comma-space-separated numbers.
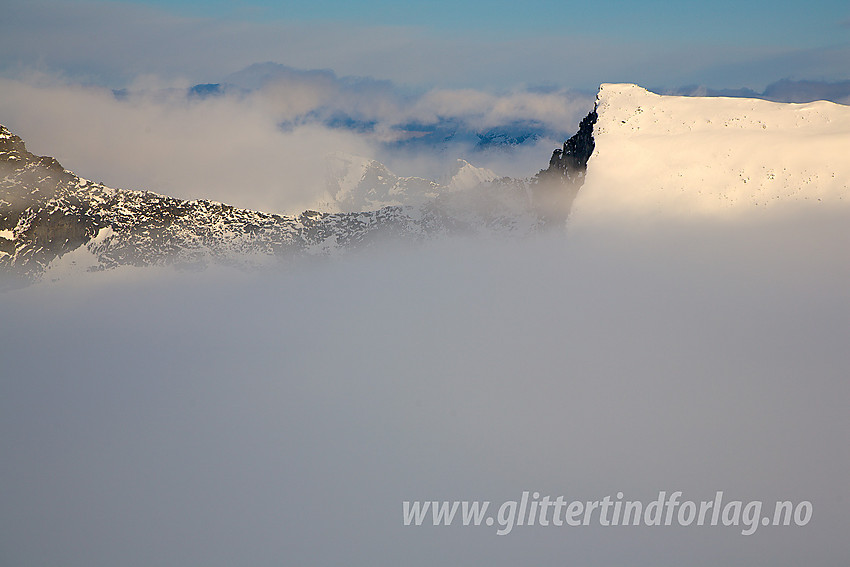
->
531, 108, 598, 224
0, 128, 76, 230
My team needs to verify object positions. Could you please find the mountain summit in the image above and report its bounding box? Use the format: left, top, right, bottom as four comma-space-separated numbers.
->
571, 83, 850, 220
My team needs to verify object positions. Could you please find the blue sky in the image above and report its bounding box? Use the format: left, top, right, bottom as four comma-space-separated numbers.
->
2, 0, 849, 90
108, 0, 850, 46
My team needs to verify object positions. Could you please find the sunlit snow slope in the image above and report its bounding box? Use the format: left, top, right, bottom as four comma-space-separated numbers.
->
572, 84, 850, 221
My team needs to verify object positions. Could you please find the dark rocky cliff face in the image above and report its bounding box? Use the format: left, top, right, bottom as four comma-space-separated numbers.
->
546, 109, 598, 177
531, 108, 598, 224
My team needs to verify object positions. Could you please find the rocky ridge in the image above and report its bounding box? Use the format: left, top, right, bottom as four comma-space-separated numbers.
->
530, 108, 598, 222
1, 120, 593, 284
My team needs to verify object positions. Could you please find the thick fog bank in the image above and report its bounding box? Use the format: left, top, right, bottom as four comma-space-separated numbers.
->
1, 206, 848, 566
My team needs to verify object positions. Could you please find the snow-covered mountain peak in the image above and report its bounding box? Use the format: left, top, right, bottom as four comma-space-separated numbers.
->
323, 152, 441, 212
324, 153, 502, 213
596, 82, 653, 100
444, 159, 499, 191
595, 82, 847, 136
572, 84, 850, 221
324, 152, 383, 207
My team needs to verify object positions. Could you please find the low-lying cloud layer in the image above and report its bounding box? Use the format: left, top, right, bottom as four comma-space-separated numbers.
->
1, 208, 848, 566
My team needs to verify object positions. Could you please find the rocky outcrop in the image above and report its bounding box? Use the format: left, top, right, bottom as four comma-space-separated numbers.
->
531, 108, 598, 224
545, 109, 598, 179
1, 127, 101, 280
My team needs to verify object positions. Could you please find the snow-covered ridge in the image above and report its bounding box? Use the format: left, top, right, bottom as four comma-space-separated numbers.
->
572, 84, 850, 220
323, 153, 441, 212
324, 153, 498, 213
444, 159, 499, 191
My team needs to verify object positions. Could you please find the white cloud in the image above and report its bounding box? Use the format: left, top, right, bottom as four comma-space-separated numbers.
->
0, 75, 378, 213
0, 72, 596, 212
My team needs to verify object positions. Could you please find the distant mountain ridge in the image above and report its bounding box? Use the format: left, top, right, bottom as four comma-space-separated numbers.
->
663, 78, 850, 104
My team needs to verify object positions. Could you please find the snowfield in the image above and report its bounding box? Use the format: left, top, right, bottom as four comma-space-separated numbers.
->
572, 84, 850, 222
